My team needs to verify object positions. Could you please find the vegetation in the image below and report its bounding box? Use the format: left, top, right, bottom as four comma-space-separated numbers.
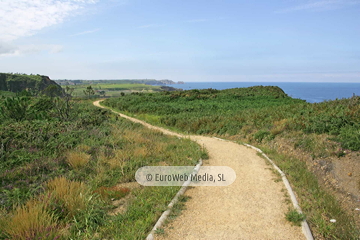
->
103, 86, 360, 239
0, 85, 206, 239
67, 83, 164, 98
0, 90, 16, 97
83, 85, 95, 99
103, 87, 360, 151
264, 148, 358, 239
2, 75, 359, 239
55, 79, 177, 86
55, 80, 176, 98
0, 72, 62, 95
285, 208, 306, 226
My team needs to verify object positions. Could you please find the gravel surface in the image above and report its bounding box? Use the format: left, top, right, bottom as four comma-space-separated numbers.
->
93, 101, 305, 240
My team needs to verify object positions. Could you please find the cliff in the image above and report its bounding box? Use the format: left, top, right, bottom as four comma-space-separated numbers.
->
0, 73, 63, 95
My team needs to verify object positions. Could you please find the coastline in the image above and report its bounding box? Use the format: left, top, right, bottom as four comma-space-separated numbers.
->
166, 82, 360, 103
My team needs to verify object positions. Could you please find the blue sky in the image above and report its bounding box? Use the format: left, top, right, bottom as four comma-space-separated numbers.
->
0, 0, 359, 82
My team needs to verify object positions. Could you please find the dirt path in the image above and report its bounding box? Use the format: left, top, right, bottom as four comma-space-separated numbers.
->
93, 100, 305, 240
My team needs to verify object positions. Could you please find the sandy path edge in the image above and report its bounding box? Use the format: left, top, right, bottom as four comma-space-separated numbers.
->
93, 100, 308, 240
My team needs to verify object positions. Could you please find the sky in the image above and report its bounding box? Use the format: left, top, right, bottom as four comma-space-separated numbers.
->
0, 0, 359, 82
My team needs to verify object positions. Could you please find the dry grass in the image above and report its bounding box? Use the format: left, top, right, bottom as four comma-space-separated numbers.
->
270, 119, 288, 136
94, 186, 130, 201
148, 141, 166, 155
0, 201, 59, 240
66, 151, 91, 169
47, 177, 87, 218
123, 129, 150, 144
293, 133, 338, 158
132, 146, 148, 158
109, 150, 130, 171
75, 144, 91, 152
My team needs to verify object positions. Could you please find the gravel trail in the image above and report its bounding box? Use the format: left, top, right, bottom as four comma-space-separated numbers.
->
93, 100, 305, 240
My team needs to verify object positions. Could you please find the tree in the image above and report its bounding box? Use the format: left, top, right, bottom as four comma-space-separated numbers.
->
99, 90, 106, 97
83, 86, 95, 99
53, 86, 74, 121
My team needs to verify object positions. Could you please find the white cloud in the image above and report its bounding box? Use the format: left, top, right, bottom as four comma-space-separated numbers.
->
0, 0, 98, 42
19, 44, 64, 54
276, 0, 360, 13
0, 42, 18, 55
70, 28, 100, 36
0, 42, 64, 56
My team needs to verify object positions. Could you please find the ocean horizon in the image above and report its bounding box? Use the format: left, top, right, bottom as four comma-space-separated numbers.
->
168, 82, 360, 103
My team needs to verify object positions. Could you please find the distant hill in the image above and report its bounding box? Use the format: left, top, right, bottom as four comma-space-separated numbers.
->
54, 79, 183, 86
0, 73, 63, 95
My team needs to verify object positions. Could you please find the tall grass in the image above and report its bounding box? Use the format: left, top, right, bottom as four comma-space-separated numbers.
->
0, 91, 207, 239
66, 151, 91, 169
0, 200, 60, 240
46, 177, 87, 219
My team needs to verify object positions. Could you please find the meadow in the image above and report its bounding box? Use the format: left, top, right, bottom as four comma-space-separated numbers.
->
66, 82, 162, 98
0, 92, 207, 239
103, 86, 360, 239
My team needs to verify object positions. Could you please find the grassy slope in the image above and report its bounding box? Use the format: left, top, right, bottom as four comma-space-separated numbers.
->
103, 86, 360, 239
0, 96, 206, 239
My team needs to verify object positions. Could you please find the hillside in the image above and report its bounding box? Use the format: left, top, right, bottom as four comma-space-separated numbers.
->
54, 79, 181, 86
0, 73, 62, 95
0, 91, 206, 239
103, 86, 360, 239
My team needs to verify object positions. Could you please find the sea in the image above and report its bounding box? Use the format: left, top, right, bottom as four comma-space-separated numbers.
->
168, 82, 360, 103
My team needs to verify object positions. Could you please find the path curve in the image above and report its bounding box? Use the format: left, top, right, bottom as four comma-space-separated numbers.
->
93, 100, 305, 240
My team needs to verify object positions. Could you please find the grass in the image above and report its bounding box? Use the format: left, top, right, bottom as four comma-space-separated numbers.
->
101, 86, 360, 239
261, 147, 359, 239
46, 177, 88, 219
165, 195, 190, 222
0, 89, 205, 239
155, 228, 165, 235
94, 186, 130, 201
285, 208, 306, 226
68, 83, 162, 98
66, 151, 91, 169
99, 186, 181, 239
2, 82, 358, 239
1, 201, 59, 240
103, 88, 360, 151
0, 90, 16, 97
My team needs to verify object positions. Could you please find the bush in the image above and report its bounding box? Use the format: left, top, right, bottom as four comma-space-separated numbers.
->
337, 124, 360, 151
285, 208, 306, 226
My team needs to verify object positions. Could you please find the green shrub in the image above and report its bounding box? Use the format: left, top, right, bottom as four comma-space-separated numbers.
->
285, 209, 306, 226
337, 124, 360, 151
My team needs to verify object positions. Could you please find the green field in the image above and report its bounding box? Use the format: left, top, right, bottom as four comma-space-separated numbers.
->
66, 83, 163, 98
